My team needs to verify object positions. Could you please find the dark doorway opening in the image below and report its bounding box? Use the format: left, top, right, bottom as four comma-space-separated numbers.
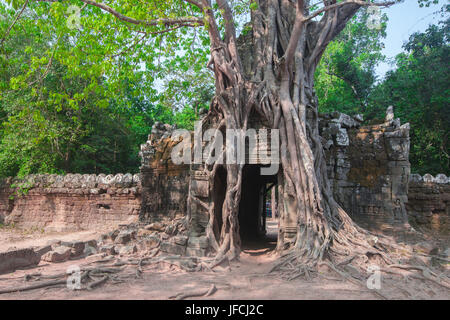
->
213, 166, 227, 240
238, 165, 278, 252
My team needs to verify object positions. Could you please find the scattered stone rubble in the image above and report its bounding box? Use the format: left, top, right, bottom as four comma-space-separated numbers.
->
0, 217, 197, 274
0, 248, 41, 274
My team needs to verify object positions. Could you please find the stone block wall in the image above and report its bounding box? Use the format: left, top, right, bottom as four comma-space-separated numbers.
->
140, 110, 414, 236
407, 174, 450, 235
321, 110, 411, 230
0, 173, 141, 231
1, 111, 441, 238
139, 123, 190, 222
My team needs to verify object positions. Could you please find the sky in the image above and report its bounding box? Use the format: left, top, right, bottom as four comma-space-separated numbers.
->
376, 0, 447, 78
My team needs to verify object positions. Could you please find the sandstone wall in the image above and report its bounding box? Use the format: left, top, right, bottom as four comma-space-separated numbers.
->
139, 122, 190, 222
0, 173, 141, 231
0, 111, 429, 236
407, 174, 449, 235
321, 111, 411, 231
139, 111, 413, 236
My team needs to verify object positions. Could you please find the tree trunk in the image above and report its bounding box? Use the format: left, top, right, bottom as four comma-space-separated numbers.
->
271, 186, 277, 218
202, 0, 384, 269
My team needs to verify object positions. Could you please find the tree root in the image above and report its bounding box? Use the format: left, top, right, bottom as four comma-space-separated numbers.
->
207, 255, 231, 270
169, 284, 217, 300
268, 211, 450, 301
0, 265, 125, 295
87, 275, 109, 291
386, 264, 450, 290
136, 259, 143, 278
318, 261, 389, 300
0, 279, 68, 294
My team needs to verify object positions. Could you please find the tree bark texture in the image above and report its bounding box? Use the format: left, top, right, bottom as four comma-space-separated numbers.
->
197, 0, 395, 271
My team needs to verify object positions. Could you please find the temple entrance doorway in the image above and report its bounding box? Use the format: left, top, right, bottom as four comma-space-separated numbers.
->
238, 165, 278, 253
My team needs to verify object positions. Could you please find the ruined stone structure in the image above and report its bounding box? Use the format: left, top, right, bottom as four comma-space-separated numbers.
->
135, 108, 435, 256
321, 111, 411, 231
138, 122, 190, 223
0, 109, 448, 251
0, 174, 141, 231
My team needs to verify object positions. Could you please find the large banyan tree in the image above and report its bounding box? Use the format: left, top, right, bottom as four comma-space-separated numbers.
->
17, 0, 447, 282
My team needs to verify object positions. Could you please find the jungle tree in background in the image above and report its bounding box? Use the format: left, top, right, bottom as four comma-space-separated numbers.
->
0, 2, 191, 176
368, 15, 449, 175
315, 9, 387, 114
314, 2, 448, 176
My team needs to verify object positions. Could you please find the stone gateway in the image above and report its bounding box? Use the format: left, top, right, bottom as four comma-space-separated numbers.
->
0, 108, 448, 256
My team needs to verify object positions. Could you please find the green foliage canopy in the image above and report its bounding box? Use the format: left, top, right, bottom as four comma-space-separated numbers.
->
0, 0, 446, 178
368, 17, 449, 175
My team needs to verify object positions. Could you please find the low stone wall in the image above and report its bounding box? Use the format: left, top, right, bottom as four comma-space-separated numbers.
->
407, 174, 450, 235
0, 173, 141, 231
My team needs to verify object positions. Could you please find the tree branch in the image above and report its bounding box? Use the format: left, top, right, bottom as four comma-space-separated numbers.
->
201, 0, 221, 45
216, 0, 237, 43
305, 0, 395, 23
34, 0, 204, 27
285, 0, 306, 71
325, 69, 360, 100
0, 0, 29, 48
305, 0, 391, 73
184, 0, 204, 9
28, 31, 63, 87
81, 0, 203, 26
111, 25, 190, 58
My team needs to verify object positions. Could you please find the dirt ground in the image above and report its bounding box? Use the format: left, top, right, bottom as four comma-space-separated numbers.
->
0, 220, 449, 300
0, 227, 107, 253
